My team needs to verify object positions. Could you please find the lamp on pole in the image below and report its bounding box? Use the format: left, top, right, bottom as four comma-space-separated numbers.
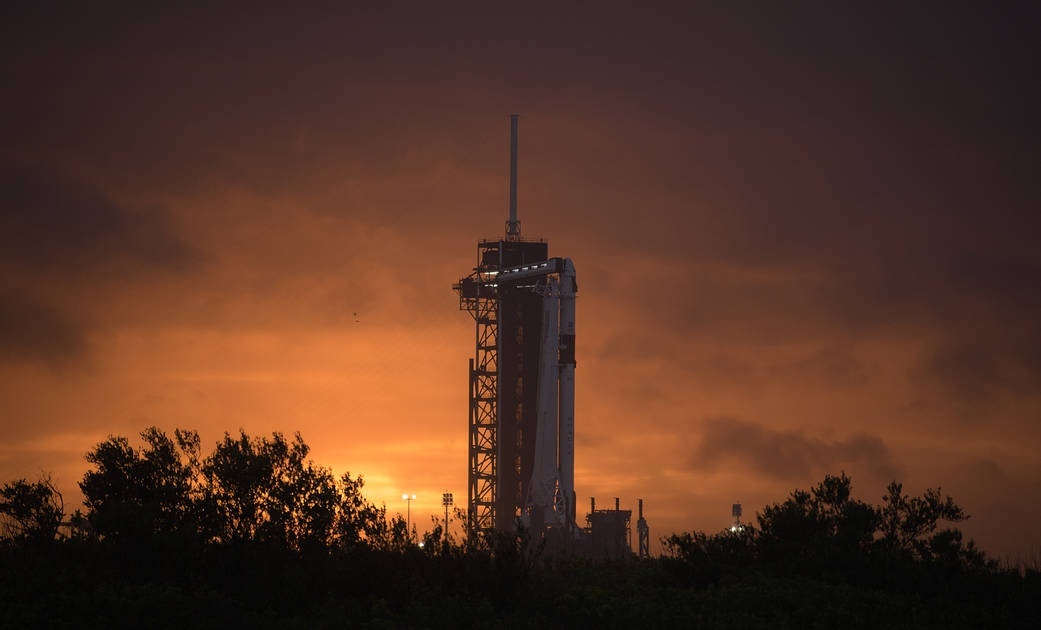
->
442, 492, 453, 550
402, 493, 416, 542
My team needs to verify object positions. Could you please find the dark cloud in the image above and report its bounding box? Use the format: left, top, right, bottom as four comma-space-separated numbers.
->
691, 416, 900, 482
0, 166, 199, 365
886, 251, 1041, 407
915, 335, 1041, 407
0, 289, 87, 365
593, 329, 869, 393
0, 165, 196, 274
947, 252, 1041, 315
785, 348, 869, 390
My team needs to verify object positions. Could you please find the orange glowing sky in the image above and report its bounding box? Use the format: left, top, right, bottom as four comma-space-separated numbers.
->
2, 3, 1039, 558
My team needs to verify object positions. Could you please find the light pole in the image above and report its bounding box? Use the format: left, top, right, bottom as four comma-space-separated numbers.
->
442, 492, 453, 551
402, 493, 416, 542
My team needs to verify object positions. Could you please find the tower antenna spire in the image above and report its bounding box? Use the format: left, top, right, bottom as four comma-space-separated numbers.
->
506, 114, 521, 241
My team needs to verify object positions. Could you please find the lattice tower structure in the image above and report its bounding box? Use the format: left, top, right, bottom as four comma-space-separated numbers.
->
456, 238, 548, 536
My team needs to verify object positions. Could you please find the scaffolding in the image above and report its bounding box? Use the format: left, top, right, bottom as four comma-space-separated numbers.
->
457, 241, 500, 535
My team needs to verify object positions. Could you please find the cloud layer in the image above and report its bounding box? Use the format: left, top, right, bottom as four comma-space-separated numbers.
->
692, 417, 901, 483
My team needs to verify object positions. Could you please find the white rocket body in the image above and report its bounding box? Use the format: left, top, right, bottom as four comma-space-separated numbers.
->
529, 276, 560, 527
558, 258, 576, 528
519, 257, 577, 533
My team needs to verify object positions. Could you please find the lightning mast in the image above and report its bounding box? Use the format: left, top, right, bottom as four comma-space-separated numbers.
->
506, 114, 520, 241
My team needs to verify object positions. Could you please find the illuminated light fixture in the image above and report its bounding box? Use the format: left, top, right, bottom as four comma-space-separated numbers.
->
403, 493, 417, 542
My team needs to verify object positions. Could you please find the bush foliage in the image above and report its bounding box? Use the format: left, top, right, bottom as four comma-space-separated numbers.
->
2, 428, 1038, 628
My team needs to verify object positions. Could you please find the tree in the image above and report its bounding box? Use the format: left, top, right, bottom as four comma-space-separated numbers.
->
200, 430, 339, 549
0, 475, 63, 544
756, 472, 879, 572
332, 472, 385, 550
79, 427, 199, 540
359, 510, 411, 552
701, 473, 987, 577
663, 530, 711, 563
877, 480, 976, 564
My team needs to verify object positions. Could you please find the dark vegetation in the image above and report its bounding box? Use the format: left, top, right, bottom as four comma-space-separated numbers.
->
2, 427, 1038, 628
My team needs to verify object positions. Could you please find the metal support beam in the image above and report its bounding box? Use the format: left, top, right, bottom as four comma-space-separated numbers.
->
458, 244, 500, 537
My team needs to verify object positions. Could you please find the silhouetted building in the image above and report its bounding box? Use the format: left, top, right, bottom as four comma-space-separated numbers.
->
584, 497, 632, 560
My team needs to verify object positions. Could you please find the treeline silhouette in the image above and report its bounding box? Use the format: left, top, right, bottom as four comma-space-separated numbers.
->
1, 427, 1039, 628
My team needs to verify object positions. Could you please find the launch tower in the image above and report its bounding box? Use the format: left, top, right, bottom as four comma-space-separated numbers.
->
454, 116, 578, 540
